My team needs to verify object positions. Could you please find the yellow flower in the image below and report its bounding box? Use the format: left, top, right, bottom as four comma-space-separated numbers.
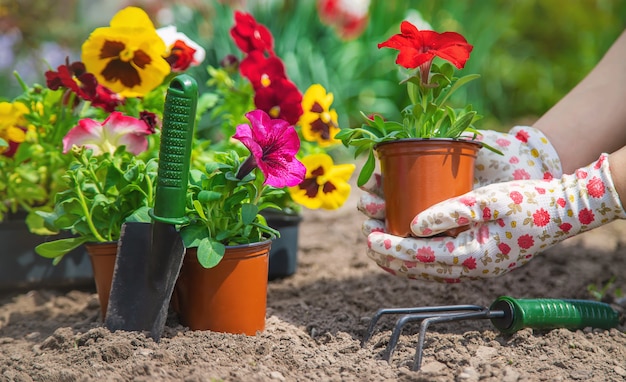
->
81, 7, 171, 97
0, 101, 28, 153
289, 153, 355, 210
298, 84, 341, 147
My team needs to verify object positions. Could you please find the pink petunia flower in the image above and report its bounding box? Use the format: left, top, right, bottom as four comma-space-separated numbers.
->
62, 112, 154, 155
233, 109, 306, 188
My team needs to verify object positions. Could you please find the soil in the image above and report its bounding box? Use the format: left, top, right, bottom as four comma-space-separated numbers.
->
1, 189, 626, 382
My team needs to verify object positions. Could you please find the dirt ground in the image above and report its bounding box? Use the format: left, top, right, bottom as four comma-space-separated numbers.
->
1, 188, 626, 382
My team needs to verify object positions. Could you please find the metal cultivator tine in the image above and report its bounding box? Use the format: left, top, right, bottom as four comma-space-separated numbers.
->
362, 304, 491, 371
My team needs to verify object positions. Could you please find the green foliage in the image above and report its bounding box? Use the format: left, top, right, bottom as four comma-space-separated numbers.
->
180, 151, 279, 269
587, 276, 623, 301
34, 148, 157, 262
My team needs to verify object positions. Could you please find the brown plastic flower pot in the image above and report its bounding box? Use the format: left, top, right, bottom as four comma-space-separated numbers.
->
173, 240, 271, 335
375, 139, 481, 237
85, 242, 118, 319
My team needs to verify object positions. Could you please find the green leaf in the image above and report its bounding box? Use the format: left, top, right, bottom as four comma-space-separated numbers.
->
180, 224, 209, 248
357, 151, 376, 187
35, 237, 89, 259
241, 203, 258, 225
196, 238, 225, 268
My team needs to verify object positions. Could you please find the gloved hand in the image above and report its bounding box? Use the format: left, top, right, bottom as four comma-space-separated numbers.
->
358, 126, 563, 222
366, 153, 626, 282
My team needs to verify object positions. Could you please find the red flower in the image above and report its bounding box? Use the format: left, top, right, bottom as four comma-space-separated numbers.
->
239, 51, 287, 89
230, 11, 274, 54
532, 208, 550, 227
416, 247, 435, 263
559, 222, 572, 233
459, 195, 476, 206
317, 0, 370, 40
462, 257, 477, 270
535, 187, 546, 194
46, 59, 96, 102
46, 59, 123, 112
254, 78, 303, 125
518, 234, 534, 249
556, 198, 566, 208
498, 243, 511, 255
165, 40, 198, 72
383, 239, 392, 250
587, 176, 606, 198
514, 130, 529, 143
509, 191, 523, 204
377, 21, 472, 70
513, 169, 531, 180
576, 169, 588, 179
92, 84, 124, 112
482, 207, 491, 219
578, 208, 595, 225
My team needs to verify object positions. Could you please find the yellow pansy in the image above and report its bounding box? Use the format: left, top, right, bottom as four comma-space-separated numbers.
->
298, 84, 341, 147
0, 101, 28, 153
289, 153, 355, 210
81, 7, 170, 97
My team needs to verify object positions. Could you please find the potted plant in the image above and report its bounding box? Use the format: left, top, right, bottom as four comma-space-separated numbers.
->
1, 6, 205, 299
197, 11, 356, 279
34, 117, 159, 318
336, 20, 501, 237
174, 108, 306, 335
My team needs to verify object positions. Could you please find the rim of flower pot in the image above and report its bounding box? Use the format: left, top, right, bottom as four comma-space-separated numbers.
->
260, 208, 303, 222
373, 137, 483, 150
220, 238, 274, 250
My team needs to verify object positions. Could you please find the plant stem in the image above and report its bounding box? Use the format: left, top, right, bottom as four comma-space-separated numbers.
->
72, 174, 107, 242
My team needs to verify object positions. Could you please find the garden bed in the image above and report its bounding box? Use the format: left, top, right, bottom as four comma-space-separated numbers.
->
1, 190, 625, 381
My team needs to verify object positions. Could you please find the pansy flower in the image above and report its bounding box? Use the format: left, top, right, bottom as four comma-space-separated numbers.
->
0, 101, 29, 157
253, 78, 303, 125
230, 11, 274, 55
299, 84, 341, 147
157, 25, 206, 72
289, 153, 355, 210
45, 60, 124, 112
239, 51, 286, 89
233, 109, 305, 188
378, 21, 473, 85
63, 111, 154, 155
81, 7, 171, 97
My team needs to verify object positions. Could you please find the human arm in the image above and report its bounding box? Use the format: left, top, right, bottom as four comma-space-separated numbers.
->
533, 30, 626, 173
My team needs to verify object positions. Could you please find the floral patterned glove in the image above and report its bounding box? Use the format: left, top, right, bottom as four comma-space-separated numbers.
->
366, 153, 626, 282
358, 126, 563, 222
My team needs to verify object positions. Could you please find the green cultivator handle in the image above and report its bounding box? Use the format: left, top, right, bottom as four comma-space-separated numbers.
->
151, 74, 197, 225
489, 296, 620, 334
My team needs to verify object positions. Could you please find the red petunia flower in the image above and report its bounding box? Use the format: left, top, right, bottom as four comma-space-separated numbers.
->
253, 78, 303, 125
377, 21, 472, 83
230, 11, 274, 55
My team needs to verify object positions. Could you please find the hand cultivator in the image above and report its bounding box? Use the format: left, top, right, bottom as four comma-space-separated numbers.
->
362, 296, 619, 371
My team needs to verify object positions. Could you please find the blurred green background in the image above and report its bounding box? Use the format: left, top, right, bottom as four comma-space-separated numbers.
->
2, 0, 625, 131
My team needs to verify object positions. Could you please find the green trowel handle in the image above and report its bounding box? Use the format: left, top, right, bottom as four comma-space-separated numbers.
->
151, 74, 197, 225
489, 296, 619, 335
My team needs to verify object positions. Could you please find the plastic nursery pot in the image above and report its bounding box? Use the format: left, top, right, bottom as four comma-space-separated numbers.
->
174, 239, 271, 335
85, 242, 118, 320
261, 209, 302, 280
375, 139, 481, 237
0, 213, 93, 292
